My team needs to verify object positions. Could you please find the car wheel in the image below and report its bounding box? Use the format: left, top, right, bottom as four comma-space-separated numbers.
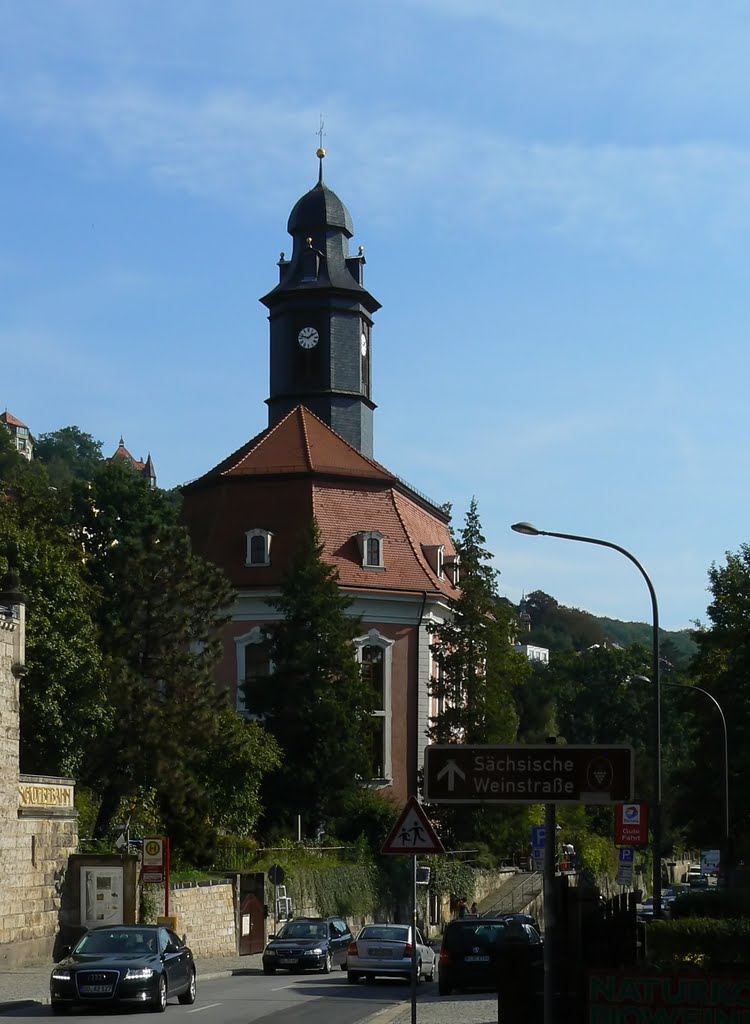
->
151, 976, 168, 1013
365, 973, 375, 983
347, 972, 360, 984
425, 962, 435, 982
263, 965, 276, 975
50, 1003, 70, 1015
438, 978, 452, 996
322, 952, 333, 974
178, 969, 196, 1005
416, 960, 423, 983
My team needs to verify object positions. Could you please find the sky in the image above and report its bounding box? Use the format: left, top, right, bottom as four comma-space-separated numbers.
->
3, 0, 749, 632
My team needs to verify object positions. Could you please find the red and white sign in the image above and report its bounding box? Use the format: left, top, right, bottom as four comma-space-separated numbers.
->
381, 797, 445, 856
615, 803, 649, 847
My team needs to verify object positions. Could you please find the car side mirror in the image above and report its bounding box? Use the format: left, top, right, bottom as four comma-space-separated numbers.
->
268, 933, 276, 940
181, 934, 187, 945
57, 945, 71, 960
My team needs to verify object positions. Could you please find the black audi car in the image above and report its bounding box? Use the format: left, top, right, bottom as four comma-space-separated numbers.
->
262, 916, 352, 974
50, 924, 196, 1013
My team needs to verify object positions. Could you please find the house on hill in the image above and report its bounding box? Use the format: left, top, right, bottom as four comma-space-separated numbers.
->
181, 150, 459, 804
1, 411, 33, 461
109, 437, 156, 487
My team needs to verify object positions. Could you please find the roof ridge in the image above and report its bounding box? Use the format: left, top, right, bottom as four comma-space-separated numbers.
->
299, 407, 314, 472
391, 487, 441, 591
295, 405, 394, 477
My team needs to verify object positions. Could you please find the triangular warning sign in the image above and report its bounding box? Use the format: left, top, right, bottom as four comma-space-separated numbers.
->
381, 796, 445, 855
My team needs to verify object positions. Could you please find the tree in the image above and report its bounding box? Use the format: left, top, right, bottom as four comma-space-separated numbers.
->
427, 498, 530, 853
684, 545, 750, 858
34, 426, 104, 486
252, 520, 374, 837
0, 433, 106, 777
428, 498, 528, 746
69, 459, 238, 863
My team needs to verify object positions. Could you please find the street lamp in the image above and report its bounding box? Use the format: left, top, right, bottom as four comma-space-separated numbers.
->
632, 674, 729, 883
511, 522, 663, 917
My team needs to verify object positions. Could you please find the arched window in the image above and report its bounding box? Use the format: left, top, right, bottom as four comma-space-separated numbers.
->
245, 529, 273, 567
356, 630, 394, 782
236, 627, 271, 716
356, 531, 385, 570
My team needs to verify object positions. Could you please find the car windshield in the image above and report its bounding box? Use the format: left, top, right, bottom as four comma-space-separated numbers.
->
446, 922, 510, 950
75, 929, 157, 955
360, 926, 409, 942
278, 922, 327, 940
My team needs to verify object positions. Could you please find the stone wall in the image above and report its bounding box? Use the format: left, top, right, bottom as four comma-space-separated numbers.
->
0, 596, 79, 966
170, 880, 237, 958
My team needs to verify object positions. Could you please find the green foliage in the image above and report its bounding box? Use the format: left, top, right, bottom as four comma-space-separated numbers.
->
34, 426, 104, 486
428, 499, 530, 853
286, 862, 378, 919
330, 789, 401, 853
253, 520, 374, 836
198, 712, 282, 837
0, 458, 106, 777
682, 544, 750, 856
428, 856, 477, 903
647, 918, 750, 967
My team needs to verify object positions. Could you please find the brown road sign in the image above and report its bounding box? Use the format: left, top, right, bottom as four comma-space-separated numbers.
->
423, 744, 633, 805
381, 796, 445, 855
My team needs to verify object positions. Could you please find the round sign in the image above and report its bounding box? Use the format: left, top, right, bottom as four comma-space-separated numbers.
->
268, 864, 285, 885
145, 840, 161, 857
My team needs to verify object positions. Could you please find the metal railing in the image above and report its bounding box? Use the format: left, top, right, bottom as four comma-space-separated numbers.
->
481, 871, 542, 917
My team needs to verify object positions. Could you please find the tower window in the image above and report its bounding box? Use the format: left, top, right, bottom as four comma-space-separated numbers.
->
356, 531, 385, 570
245, 529, 273, 566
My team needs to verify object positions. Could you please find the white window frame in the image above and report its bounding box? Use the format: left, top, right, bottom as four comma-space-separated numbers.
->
355, 629, 394, 783
245, 529, 273, 567
235, 626, 271, 717
356, 531, 385, 570
445, 554, 460, 587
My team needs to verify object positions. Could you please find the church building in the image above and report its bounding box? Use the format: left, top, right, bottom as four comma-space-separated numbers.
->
181, 150, 459, 804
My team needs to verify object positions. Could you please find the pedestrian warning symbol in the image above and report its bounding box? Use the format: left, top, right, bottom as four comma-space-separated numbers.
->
381, 796, 445, 856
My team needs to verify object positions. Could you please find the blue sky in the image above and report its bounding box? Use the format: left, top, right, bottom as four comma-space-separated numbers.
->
3, 0, 749, 631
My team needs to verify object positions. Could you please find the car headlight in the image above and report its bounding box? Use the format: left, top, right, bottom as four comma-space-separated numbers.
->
304, 948, 323, 956
125, 968, 155, 980
264, 948, 277, 956
51, 970, 71, 981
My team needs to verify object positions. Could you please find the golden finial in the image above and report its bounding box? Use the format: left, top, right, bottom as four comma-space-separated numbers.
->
316, 147, 326, 159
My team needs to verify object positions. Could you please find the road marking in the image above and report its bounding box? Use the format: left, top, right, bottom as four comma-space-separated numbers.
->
188, 1003, 222, 1012
270, 984, 296, 991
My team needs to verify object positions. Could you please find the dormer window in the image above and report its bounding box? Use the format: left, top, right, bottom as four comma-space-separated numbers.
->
423, 544, 445, 578
245, 529, 272, 567
445, 554, 460, 587
356, 531, 384, 569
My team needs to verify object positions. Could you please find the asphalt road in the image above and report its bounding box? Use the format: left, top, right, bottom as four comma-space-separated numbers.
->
0, 968, 417, 1024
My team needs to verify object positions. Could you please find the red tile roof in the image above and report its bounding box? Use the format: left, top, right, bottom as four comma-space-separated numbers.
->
0, 411, 28, 429
185, 406, 395, 488
181, 406, 458, 600
111, 443, 147, 473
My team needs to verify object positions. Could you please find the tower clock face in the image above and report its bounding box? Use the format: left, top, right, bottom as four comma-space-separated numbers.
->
298, 326, 319, 349
360, 332, 368, 357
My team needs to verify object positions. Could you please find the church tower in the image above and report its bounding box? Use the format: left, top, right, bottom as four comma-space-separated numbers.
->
261, 149, 381, 456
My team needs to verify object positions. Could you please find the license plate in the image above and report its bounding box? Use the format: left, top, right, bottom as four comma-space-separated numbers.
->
464, 955, 490, 962
280, 958, 296, 965
80, 985, 113, 994
368, 948, 392, 958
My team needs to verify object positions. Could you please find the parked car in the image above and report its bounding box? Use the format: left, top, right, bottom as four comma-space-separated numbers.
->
438, 917, 542, 996
262, 916, 352, 974
346, 923, 436, 984
49, 924, 196, 1013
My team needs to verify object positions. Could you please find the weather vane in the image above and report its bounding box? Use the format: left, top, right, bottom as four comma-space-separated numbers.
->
316, 114, 326, 151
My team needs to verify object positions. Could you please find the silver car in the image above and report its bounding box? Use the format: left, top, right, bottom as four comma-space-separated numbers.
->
346, 924, 436, 984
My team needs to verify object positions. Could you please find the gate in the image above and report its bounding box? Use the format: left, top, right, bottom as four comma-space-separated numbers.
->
239, 873, 266, 955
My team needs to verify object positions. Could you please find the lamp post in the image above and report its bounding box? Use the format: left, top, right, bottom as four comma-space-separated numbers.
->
511, 522, 663, 918
633, 674, 729, 883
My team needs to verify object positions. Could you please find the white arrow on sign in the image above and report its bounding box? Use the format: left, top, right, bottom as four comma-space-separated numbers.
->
436, 759, 466, 791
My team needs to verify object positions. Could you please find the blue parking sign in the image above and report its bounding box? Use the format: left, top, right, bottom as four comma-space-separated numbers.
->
619, 847, 634, 863
532, 826, 546, 848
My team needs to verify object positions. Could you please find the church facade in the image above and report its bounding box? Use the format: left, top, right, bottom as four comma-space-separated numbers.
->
181, 152, 458, 805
